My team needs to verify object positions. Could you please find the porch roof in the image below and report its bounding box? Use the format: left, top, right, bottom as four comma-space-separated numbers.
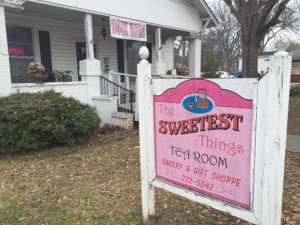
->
7, 0, 216, 34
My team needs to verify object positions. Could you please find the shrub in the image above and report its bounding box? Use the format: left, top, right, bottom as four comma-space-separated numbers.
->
290, 85, 300, 97
0, 90, 101, 153
201, 72, 219, 79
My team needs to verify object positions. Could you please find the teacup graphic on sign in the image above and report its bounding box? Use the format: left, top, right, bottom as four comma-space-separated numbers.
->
183, 88, 213, 114
196, 88, 209, 109
187, 102, 195, 110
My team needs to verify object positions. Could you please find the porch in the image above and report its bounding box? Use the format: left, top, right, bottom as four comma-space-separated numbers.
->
0, 0, 216, 128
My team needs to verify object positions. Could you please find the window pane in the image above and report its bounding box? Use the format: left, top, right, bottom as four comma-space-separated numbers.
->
127, 62, 137, 75
127, 41, 143, 62
10, 58, 33, 83
8, 43, 33, 57
7, 26, 32, 43
7, 26, 34, 83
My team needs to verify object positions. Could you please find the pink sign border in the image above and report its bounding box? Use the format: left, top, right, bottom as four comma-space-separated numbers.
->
154, 79, 252, 109
153, 79, 253, 209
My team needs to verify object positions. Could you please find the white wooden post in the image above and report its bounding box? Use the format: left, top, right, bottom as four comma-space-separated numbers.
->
256, 30, 292, 225
80, 13, 101, 104
155, 28, 166, 74
0, 5, 12, 96
155, 28, 162, 63
138, 46, 156, 222
84, 13, 94, 60
262, 31, 291, 225
188, 37, 201, 77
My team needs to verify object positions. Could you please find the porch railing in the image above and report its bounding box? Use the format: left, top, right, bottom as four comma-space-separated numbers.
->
100, 75, 134, 113
151, 73, 196, 79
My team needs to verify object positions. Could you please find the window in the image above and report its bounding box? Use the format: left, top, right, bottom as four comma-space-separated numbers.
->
127, 40, 144, 76
126, 41, 152, 81
7, 26, 34, 83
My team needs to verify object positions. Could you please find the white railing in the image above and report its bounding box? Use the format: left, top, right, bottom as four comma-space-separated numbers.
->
151, 73, 197, 79
108, 71, 137, 101
102, 71, 137, 113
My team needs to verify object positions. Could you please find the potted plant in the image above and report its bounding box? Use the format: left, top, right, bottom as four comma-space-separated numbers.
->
176, 64, 188, 76
27, 62, 47, 83
53, 69, 73, 82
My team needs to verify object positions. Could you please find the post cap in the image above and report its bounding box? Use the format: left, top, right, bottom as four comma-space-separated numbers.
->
139, 46, 149, 61
275, 30, 291, 53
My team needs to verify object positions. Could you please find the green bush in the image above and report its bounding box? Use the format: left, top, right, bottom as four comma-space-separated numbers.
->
0, 90, 101, 153
201, 72, 219, 79
290, 85, 300, 97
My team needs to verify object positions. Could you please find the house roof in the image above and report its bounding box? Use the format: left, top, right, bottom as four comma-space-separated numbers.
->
190, 0, 218, 28
13, 0, 217, 33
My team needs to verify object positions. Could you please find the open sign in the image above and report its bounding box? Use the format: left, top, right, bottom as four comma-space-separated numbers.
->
8, 45, 24, 56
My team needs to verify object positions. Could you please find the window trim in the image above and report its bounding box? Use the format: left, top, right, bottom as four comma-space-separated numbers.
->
6, 23, 39, 63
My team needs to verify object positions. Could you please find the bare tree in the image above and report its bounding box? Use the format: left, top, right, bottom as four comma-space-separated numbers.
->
223, 0, 290, 78
260, 0, 300, 51
201, 32, 219, 72
202, 0, 241, 72
174, 36, 189, 67
287, 40, 300, 53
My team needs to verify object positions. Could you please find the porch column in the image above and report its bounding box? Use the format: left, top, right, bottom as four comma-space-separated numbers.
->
80, 13, 101, 105
188, 38, 201, 77
84, 13, 94, 59
0, 6, 12, 96
155, 28, 165, 74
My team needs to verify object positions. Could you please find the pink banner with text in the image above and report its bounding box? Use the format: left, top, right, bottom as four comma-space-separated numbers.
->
110, 16, 147, 41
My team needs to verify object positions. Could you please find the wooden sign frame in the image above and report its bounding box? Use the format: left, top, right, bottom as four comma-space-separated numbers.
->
137, 47, 291, 225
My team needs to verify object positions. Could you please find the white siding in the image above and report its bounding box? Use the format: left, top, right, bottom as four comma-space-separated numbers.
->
162, 38, 175, 71
151, 38, 175, 74
238, 55, 271, 74
5, 13, 118, 81
5, 13, 175, 81
12, 82, 88, 103
27, 0, 204, 33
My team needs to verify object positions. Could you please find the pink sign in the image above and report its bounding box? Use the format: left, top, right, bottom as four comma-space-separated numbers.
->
110, 16, 147, 41
154, 79, 253, 209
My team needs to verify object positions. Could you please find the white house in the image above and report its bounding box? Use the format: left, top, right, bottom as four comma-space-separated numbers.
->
238, 52, 276, 76
238, 51, 300, 82
0, 0, 217, 127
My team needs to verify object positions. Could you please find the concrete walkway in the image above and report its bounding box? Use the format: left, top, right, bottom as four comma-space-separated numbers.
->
286, 135, 300, 153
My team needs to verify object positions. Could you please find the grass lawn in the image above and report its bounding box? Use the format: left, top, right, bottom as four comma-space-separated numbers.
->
288, 95, 300, 135
0, 97, 299, 225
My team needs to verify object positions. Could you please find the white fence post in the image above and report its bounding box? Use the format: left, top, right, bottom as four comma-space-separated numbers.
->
137, 46, 156, 222
0, 6, 12, 96
256, 30, 292, 225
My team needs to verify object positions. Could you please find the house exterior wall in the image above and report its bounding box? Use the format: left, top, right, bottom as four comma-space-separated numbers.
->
27, 0, 203, 32
238, 56, 270, 74
152, 38, 175, 74
5, 12, 176, 82
6, 12, 119, 82
238, 54, 299, 82
257, 56, 270, 73
12, 81, 89, 103
93, 95, 118, 125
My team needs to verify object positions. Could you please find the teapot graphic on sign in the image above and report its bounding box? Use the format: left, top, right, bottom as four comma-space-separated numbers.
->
195, 88, 209, 109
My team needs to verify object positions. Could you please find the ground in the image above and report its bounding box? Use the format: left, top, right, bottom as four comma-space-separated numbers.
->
0, 95, 299, 225
0, 128, 299, 225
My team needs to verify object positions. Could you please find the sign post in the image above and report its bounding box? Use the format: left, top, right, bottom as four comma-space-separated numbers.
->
138, 31, 292, 225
